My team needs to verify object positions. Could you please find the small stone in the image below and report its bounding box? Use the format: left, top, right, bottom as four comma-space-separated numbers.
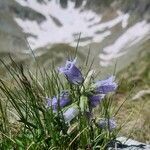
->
108, 137, 150, 150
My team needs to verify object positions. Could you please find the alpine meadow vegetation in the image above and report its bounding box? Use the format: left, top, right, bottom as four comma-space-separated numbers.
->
0, 53, 126, 150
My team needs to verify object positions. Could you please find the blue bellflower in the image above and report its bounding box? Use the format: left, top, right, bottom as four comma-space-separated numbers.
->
98, 118, 116, 131
58, 58, 84, 84
94, 76, 117, 94
63, 106, 79, 123
89, 94, 104, 108
46, 91, 70, 110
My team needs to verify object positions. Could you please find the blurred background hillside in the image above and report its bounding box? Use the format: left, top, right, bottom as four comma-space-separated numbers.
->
0, 0, 149, 73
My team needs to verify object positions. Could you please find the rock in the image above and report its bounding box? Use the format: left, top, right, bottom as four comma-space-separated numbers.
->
108, 137, 150, 150
132, 89, 150, 100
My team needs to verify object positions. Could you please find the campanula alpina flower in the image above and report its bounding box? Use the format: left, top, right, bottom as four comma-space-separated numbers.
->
46, 91, 70, 110
89, 94, 104, 108
63, 105, 79, 123
58, 58, 84, 84
98, 118, 116, 131
93, 76, 117, 94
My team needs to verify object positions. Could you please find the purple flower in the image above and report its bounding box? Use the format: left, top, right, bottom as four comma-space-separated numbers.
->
46, 91, 70, 110
89, 94, 104, 108
58, 58, 84, 84
98, 118, 116, 131
63, 106, 79, 123
94, 76, 117, 94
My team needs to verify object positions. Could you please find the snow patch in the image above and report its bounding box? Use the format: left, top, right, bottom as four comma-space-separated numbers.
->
14, 0, 129, 49
99, 21, 150, 67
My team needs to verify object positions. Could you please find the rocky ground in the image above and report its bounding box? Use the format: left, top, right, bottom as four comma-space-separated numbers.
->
115, 47, 150, 143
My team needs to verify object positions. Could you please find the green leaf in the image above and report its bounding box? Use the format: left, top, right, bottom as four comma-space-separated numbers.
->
15, 139, 24, 148
79, 95, 88, 112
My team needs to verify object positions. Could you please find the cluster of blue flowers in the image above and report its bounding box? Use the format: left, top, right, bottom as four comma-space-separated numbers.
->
46, 58, 118, 130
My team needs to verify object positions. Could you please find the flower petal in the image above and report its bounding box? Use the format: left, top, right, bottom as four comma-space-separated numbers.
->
94, 76, 117, 94
46, 91, 70, 110
58, 59, 84, 84
89, 95, 103, 108
98, 118, 116, 131
63, 106, 79, 123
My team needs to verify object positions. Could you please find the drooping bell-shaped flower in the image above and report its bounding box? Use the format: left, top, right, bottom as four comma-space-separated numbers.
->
93, 76, 117, 94
58, 58, 84, 84
98, 118, 116, 131
63, 105, 79, 123
89, 94, 104, 108
46, 91, 70, 110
